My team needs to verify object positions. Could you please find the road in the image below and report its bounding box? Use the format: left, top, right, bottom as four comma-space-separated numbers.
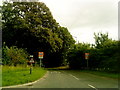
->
14, 70, 118, 89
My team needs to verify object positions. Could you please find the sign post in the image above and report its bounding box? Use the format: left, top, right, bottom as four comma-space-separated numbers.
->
38, 52, 44, 67
29, 55, 34, 74
85, 53, 90, 69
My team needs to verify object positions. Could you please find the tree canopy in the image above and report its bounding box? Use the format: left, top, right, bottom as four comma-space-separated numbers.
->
2, 2, 75, 67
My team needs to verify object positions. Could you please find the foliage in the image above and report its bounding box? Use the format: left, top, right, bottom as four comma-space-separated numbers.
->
92, 32, 119, 72
67, 32, 119, 72
67, 43, 91, 69
94, 32, 111, 48
2, 43, 29, 66
1, 2, 75, 67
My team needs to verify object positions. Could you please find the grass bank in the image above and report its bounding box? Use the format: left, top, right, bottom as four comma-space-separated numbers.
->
2, 66, 47, 86
0, 66, 2, 87
46, 66, 119, 79
80, 70, 118, 79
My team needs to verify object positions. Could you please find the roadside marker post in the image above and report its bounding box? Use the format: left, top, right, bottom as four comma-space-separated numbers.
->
85, 53, 90, 69
29, 55, 34, 74
38, 52, 44, 67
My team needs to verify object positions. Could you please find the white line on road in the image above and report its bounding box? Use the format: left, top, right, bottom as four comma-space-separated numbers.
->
58, 72, 61, 73
69, 74, 79, 80
50, 71, 61, 74
88, 84, 98, 90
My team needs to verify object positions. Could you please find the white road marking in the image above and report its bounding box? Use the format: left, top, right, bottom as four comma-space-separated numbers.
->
51, 71, 61, 74
58, 72, 61, 73
88, 84, 98, 90
69, 74, 79, 80
53, 71, 57, 73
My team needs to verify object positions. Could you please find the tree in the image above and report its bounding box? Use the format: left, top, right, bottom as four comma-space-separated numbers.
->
67, 32, 119, 72
94, 32, 111, 49
2, 2, 75, 67
2, 43, 29, 66
2, 2, 62, 51
91, 32, 119, 72
57, 27, 75, 65
67, 43, 91, 69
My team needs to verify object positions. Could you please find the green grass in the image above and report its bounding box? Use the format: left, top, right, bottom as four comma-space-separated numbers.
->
80, 70, 118, 79
47, 66, 119, 79
2, 65, 47, 86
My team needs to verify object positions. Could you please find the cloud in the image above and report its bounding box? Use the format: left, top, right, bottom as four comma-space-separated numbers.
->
70, 26, 118, 44
40, 0, 117, 29
71, 2, 117, 28
40, 0, 118, 43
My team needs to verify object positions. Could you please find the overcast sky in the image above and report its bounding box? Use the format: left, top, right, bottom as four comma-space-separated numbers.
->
0, 0, 119, 44
40, 0, 119, 44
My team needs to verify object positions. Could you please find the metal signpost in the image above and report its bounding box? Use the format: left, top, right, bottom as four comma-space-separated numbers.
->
85, 53, 90, 69
29, 55, 34, 74
38, 52, 44, 67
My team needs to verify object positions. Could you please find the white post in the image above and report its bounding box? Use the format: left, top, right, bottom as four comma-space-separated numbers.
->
40, 58, 41, 67
40, 58, 42, 67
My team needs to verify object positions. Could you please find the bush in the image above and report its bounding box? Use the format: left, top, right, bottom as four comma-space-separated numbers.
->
2, 44, 29, 66
67, 43, 90, 69
67, 37, 119, 72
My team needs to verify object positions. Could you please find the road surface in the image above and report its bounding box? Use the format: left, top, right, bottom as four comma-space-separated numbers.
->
15, 70, 118, 89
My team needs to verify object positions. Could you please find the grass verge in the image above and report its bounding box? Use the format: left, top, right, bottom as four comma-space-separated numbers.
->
2, 66, 47, 86
0, 66, 2, 87
80, 70, 118, 79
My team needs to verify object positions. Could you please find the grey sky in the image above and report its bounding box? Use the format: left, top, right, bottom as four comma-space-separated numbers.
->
1, 0, 119, 44
40, 0, 118, 44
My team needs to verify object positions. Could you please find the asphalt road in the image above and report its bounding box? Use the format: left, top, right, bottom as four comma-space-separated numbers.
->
15, 70, 118, 89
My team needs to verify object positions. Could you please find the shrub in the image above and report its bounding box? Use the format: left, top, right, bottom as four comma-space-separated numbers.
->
2, 44, 29, 66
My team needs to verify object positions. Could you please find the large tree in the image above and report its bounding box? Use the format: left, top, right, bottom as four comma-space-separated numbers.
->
2, 2, 75, 67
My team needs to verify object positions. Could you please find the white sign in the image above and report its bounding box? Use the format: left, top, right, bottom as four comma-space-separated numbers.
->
30, 55, 33, 58
30, 58, 34, 63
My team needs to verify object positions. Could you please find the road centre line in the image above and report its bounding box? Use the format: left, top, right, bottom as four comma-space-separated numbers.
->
88, 84, 98, 90
69, 74, 79, 80
69, 74, 97, 89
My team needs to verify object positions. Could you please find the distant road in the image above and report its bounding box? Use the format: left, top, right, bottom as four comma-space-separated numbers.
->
14, 70, 118, 89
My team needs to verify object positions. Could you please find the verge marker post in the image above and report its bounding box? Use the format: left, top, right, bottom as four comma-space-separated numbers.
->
29, 55, 34, 74
30, 64, 32, 74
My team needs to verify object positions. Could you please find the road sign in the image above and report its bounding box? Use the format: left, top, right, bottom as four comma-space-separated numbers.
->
85, 53, 90, 69
85, 53, 89, 60
38, 52, 44, 59
30, 55, 33, 58
30, 58, 34, 63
